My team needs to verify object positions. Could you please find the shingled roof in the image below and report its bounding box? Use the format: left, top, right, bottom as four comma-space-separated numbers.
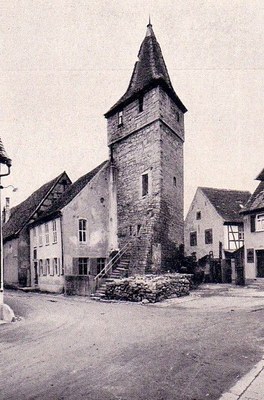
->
32, 160, 108, 225
240, 169, 264, 214
105, 22, 187, 117
3, 172, 70, 241
199, 187, 251, 223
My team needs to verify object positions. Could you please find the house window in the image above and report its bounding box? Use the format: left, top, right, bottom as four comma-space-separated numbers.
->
139, 96, 144, 112
79, 219, 87, 242
190, 231, 197, 246
45, 223, 49, 245
205, 229, 213, 244
53, 258, 59, 275
238, 225, 244, 240
42, 259, 47, 276
79, 258, 89, 275
52, 220, 57, 243
250, 215, 256, 232
256, 214, 264, 232
97, 258, 106, 275
38, 225, 43, 247
39, 259, 43, 275
118, 110, 123, 126
142, 173, 149, 197
50, 259, 54, 276
46, 259, 50, 275
196, 211, 201, 220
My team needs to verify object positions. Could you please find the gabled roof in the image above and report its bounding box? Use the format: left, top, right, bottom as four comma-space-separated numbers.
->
105, 23, 187, 117
240, 178, 264, 215
31, 161, 108, 225
256, 168, 264, 181
199, 187, 251, 223
3, 172, 70, 241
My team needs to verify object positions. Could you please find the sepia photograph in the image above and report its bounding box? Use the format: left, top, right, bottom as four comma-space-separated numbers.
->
1, 1, 264, 399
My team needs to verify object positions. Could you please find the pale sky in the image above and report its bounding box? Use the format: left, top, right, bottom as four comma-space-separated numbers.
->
1, 0, 264, 215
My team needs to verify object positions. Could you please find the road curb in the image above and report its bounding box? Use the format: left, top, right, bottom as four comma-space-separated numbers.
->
219, 356, 264, 399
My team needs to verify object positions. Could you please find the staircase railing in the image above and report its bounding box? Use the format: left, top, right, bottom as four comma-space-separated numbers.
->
94, 241, 131, 290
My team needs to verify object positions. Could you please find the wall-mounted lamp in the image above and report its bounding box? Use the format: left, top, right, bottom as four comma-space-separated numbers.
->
0, 185, 18, 192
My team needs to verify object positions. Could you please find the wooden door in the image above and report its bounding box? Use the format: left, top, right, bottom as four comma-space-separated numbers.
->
256, 250, 264, 278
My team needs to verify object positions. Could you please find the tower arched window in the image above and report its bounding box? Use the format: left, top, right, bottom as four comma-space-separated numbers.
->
118, 110, 123, 127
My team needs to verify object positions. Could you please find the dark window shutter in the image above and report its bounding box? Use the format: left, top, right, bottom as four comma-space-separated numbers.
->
72, 258, 79, 275
250, 215, 256, 232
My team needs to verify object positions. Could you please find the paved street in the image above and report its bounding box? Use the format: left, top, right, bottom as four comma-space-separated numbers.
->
1, 286, 264, 400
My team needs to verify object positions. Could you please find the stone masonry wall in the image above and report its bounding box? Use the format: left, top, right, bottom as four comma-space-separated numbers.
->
159, 88, 185, 141
159, 123, 184, 269
107, 87, 160, 145
107, 85, 184, 274
112, 121, 162, 274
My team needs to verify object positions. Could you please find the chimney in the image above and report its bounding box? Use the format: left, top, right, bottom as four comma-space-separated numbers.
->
2, 197, 10, 223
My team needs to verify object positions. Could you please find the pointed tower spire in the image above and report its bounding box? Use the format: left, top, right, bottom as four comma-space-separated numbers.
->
105, 22, 187, 117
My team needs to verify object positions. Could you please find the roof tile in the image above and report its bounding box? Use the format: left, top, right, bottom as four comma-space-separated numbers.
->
3, 172, 70, 240
200, 187, 251, 222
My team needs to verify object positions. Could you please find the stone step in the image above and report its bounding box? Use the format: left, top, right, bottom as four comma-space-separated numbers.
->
95, 290, 106, 295
94, 291, 106, 296
247, 279, 264, 289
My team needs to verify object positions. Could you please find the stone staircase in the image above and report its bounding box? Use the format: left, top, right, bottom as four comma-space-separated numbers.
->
246, 278, 264, 290
91, 255, 130, 301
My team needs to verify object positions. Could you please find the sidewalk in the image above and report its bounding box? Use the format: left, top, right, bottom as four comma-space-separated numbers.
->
219, 356, 264, 399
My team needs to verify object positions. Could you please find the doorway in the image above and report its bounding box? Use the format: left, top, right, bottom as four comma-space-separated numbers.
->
256, 250, 264, 278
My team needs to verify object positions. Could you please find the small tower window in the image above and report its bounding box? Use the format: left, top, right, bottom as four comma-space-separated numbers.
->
138, 96, 144, 113
196, 211, 201, 220
173, 177, 177, 186
142, 173, 149, 197
176, 112, 180, 122
118, 110, 123, 127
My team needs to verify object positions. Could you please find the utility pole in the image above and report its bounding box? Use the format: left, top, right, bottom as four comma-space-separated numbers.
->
0, 138, 12, 321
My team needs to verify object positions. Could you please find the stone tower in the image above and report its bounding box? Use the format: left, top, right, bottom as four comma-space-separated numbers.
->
105, 22, 187, 274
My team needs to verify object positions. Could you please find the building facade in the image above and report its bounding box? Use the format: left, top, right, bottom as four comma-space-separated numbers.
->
29, 162, 109, 294
185, 187, 251, 282
241, 169, 264, 283
3, 172, 71, 287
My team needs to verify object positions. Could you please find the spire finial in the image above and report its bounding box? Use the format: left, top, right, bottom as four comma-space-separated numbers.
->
148, 15, 152, 27
146, 16, 153, 37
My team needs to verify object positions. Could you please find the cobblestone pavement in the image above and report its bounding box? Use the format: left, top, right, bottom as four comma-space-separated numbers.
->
1, 285, 264, 400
